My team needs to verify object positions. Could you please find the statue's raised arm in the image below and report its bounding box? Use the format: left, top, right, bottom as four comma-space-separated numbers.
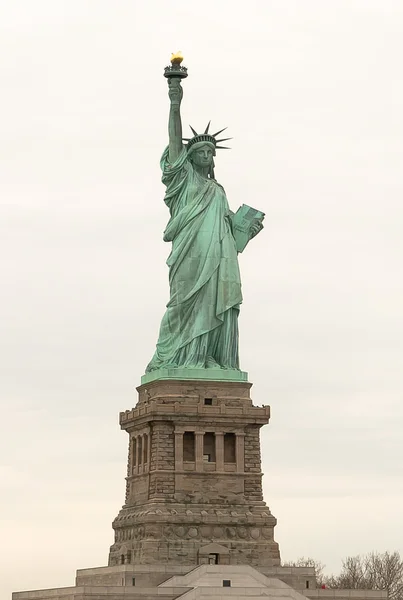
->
167, 78, 183, 163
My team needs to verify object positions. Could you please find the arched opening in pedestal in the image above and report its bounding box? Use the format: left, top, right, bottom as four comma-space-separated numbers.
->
198, 543, 230, 565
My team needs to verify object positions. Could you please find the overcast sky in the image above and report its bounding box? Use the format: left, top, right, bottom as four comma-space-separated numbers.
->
1, 1, 402, 598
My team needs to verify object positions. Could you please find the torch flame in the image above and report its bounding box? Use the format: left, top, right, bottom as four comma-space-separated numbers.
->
170, 51, 184, 65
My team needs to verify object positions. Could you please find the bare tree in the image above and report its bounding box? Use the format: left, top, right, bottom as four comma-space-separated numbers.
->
284, 551, 403, 597
333, 555, 373, 589
328, 551, 403, 600
365, 552, 403, 600
283, 556, 326, 586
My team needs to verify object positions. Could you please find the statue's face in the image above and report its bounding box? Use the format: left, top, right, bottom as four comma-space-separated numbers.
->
191, 145, 215, 168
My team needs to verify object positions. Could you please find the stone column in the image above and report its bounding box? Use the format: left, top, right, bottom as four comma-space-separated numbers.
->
195, 431, 204, 472
147, 430, 151, 472
215, 431, 224, 471
142, 433, 147, 467
136, 435, 141, 474
236, 432, 245, 473
175, 431, 184, 471
131, 437, 137, 475
132, 437, 137, 475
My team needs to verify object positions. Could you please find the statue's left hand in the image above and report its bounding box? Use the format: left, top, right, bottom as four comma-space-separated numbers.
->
249, 221, 264, 239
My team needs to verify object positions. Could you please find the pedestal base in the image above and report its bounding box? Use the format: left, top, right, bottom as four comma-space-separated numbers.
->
113, 378, 278, 568
13, 564, 333, 600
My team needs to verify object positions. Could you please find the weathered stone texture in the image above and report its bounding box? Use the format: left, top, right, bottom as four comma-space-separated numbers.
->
109, 379, 280, 568
128, 474, 149, 504
150, 423, 175, 471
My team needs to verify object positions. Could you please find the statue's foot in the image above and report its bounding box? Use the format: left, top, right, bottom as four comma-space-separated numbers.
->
206, 356, 220, 369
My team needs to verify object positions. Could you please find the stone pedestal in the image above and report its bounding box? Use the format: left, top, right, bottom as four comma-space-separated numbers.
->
12, 378, 387, 600
108, 378, 280, 567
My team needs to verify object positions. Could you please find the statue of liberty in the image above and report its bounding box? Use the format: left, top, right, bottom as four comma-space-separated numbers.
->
145, 55, 264, 379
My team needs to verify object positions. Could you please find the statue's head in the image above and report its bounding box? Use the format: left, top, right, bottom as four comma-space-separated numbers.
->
188, 142, 215, 168
184, 123, 231, 174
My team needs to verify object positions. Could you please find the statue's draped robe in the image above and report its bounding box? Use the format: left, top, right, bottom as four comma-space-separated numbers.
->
146, 147, 242, 372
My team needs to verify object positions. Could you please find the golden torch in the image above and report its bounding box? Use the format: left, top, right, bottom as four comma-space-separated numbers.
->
164, 51, 188, 79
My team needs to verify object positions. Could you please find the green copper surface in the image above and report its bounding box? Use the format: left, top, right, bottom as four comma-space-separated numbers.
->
141, 367, 248, 385
145, 67, 264, 381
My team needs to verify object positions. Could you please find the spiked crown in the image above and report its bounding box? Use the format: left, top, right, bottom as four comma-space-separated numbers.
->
183, 122, 232, 151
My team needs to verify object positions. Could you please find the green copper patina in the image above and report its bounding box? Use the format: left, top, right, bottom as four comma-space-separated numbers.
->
143, 57, 264, 385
